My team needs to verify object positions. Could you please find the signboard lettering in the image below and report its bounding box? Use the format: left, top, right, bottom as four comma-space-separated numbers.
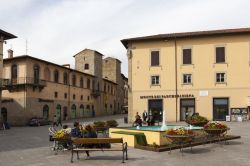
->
140, 94, 194, 99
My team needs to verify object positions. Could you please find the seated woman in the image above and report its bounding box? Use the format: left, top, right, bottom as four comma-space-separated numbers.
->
133, 115, 142, 127
83, 125, 98, 159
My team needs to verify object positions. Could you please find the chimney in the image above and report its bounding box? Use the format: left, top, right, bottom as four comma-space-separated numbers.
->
8, 49, 13, 58
62, 64, 70, 68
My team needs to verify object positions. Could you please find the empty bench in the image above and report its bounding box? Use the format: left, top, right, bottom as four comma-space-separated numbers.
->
71, 138, 128, 163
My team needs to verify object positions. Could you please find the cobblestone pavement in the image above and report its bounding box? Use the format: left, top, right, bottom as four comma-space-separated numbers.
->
0, 115, 250, 166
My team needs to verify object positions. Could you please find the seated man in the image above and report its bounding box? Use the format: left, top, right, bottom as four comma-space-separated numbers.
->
147, 115, 155, 126
133, 115, 142, 127
71, 122, 82, 138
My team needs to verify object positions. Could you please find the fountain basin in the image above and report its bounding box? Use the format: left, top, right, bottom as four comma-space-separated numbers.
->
109, 125, 203, 147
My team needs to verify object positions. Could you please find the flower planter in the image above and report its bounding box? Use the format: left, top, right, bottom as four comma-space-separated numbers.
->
186, 120, 208, 127
204, 128, 229, 135
166, 135, 193, 144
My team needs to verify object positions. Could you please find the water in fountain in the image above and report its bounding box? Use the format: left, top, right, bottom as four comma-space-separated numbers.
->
160, 110, 168, 131
136, 125, 140, 130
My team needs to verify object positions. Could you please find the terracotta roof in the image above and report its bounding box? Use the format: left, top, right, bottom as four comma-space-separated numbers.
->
121, 27, 250, 48
0, 29, 17, 40
3, 55, 95, 77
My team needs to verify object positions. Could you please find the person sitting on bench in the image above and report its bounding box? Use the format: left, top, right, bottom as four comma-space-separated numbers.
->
83, 125, 98, 159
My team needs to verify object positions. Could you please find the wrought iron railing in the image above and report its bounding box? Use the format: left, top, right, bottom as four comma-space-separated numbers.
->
91, 90, 101, 97
2, 77, 46, 86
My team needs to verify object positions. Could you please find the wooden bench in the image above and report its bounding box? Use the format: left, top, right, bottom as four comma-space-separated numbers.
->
71, 138, 128, 163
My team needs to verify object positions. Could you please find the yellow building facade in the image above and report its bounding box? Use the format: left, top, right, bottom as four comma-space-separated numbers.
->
122, 28, 250, 123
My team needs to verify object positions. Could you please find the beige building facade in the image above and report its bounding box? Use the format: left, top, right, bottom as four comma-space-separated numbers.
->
0, 29, 16, 126
1, 48, 127, 126
122, 28, 250, 123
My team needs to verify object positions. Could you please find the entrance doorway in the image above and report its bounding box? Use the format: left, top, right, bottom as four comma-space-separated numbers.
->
1, 107, 7, 123
180, 99, 195, 121
56, 104, 61, 121
43, 105, 49, 120
148, 99, 163, 122
213, 98, 229, 121
63, 106, 67, 120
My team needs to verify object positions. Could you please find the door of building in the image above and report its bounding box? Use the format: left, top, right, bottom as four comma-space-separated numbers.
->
213, 98, 229, 121
180, 99, 195, 121
1, 107, 7, 123
148, 99, 163, 122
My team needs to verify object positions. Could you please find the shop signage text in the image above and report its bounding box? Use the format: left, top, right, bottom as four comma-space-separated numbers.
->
140, 94, 194, 99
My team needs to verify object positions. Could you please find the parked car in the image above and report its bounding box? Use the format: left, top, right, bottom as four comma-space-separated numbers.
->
29, 117, 50, 126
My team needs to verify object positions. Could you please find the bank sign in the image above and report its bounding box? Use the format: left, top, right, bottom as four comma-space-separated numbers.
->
140, 94, 194, 99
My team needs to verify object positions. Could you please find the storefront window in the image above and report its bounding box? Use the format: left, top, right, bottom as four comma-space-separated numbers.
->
148, 99, 163, 122
213, 98, 229, 121
180, 99, 195, 121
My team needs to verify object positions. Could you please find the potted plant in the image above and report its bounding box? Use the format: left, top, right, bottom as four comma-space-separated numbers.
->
166, 128, 194, 143
186, 114, 208, 127
106, 120, 118, 128
204, 121, 229, 135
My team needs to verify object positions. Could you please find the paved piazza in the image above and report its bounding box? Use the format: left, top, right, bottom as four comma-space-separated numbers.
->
0, 115, 250, 166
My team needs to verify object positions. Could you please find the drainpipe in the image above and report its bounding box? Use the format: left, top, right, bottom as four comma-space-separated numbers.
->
68, 71, 71, 120
174, 38, 178, 122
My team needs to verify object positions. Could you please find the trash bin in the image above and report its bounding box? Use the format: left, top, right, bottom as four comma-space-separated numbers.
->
124, 117, 128, 123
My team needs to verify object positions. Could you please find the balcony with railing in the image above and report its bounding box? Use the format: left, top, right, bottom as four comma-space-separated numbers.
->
91, 89, 101, 98
2, 77, 46, 91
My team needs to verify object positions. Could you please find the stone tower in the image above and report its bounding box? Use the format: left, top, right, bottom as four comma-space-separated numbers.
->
74, 48, 103, 116
102, 57, 121, 83
74, 48, 103, 79
102, 57, 123, 113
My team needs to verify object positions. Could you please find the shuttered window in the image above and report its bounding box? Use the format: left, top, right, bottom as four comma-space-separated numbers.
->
183, 49, 192, 64
151, 51, 159, 66
216, 47, 225, 63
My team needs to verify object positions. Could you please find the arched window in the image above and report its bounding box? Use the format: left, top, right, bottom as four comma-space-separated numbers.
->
71, 104, 77, 118
84, 64, 89, 70
80, 104, 84, 117
44, 67, 51, 81
87, 79, 90, 89
43, 105, 49, 119
33, 64, 40, 84
80, 77, 84, 88
63, 72, 68, 85
56, 104, 61, 119
11, 64, 17, 84
72, 75, 76, 86
54, 70, 59, 83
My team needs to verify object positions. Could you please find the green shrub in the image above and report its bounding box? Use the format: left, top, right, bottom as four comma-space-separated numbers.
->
106, 120, 118, 127
93, 121, 106, 127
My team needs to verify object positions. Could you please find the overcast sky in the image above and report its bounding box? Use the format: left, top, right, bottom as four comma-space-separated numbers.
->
1, 0, 250, 76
